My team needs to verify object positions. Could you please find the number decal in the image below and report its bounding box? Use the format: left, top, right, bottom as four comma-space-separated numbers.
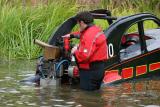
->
108, 43, 114, 57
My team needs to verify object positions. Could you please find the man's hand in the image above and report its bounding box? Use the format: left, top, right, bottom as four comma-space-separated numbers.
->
62, 34, 70, 38
71, 45, 79, 54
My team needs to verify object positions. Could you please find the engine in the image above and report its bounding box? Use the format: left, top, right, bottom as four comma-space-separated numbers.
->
34, 37, 79, 86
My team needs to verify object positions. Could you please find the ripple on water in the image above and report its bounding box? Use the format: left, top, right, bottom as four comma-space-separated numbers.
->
0, 89, 6, 93
133, 99, 140, 102
120, 94, 129, 98
0, 79, 4, 82
75, 105, 82, 107
16, 101, 23, 105
20, 85, 43, 91
6, 104, 14, 106
53, 105, 64, 107
145, 105, 160, 107
41, 102, 47, 105
27, 103, 37, 106
4, 76, 14, 80
50, 99, 64, 102
8, 89, 20, 94
66, 101, 75, 104
40, 106, 52, 107
18, 73, 35, 77
24, 101, 37, 106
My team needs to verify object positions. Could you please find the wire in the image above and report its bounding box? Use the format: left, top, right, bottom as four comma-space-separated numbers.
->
55, 60, 70, 72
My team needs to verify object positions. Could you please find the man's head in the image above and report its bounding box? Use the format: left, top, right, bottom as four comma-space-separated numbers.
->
75, 11, 94, 31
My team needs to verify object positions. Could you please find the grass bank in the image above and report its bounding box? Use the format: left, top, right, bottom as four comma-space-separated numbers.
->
0, 0, 78, 59
0, 0, 160, 60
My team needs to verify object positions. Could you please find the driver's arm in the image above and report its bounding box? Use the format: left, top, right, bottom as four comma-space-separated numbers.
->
62, 31, 80, 39
70, 31, 80, 39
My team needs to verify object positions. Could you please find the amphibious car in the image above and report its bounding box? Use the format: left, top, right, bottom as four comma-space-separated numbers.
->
30, 9, 160, 86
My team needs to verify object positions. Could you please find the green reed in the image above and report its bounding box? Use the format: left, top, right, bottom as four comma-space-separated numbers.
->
0, 0, 78, 59
0, 0, 160, 60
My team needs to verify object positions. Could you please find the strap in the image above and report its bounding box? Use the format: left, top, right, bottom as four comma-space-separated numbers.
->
93, 32, 104, 43
87, 31, 104, 60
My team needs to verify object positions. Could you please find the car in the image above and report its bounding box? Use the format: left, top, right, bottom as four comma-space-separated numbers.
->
102, 12, 160, 85
27, 9, 160, 86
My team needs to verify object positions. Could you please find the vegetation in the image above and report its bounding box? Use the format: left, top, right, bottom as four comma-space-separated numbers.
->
0, 0, 160, 60
0, 0, 78, 59
100, 0, 160, 16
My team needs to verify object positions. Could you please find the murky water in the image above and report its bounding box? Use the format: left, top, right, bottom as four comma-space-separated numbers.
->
0, 60, 160, 107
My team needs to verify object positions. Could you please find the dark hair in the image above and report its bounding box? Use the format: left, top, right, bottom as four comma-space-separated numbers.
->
75, 11, 94, 24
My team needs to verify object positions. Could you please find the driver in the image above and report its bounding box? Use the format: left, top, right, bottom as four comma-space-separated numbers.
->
63, 11, 108, 91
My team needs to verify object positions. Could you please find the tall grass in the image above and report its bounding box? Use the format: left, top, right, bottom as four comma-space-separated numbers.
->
0, 0, 160, 60
0, 0, 78, 59
100, 0, 160, 16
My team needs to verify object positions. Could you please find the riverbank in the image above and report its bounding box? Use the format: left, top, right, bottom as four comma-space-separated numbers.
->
0, 0, 160, 60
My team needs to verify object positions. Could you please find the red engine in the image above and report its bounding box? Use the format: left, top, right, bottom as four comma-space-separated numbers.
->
63, 37, 79, 78
63, 37, 70, 56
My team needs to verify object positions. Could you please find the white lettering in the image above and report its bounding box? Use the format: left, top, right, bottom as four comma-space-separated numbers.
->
108, 43, 114, 57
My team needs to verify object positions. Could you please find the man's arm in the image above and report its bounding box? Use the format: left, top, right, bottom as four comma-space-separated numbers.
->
70, 31, 80, 39
62, 31, 80, 39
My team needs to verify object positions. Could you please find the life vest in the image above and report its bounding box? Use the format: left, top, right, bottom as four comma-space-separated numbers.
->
74, 25, 108, 69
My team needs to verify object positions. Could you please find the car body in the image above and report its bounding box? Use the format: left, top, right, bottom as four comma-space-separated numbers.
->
33, 9, 160, 86
102, 13, 160, 85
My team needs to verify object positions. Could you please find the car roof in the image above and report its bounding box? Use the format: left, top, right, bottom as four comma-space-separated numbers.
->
104, 13, 160, 56
105, 13, 160, 38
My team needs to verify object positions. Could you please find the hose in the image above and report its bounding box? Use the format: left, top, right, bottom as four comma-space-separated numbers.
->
55, 59, 70, 72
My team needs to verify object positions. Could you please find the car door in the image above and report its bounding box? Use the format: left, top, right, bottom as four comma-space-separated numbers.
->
119, 19, 160, 80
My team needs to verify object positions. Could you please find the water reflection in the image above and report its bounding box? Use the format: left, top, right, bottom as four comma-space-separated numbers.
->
0, 60, 160, 107
102, 80, 160, 107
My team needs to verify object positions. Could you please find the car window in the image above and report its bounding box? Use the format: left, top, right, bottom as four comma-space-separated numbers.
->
120, 23, 141, 61
120, 43, 141, 61
144, 20, 159, 30
126, 23, 138, 33
143, 20, 160, 51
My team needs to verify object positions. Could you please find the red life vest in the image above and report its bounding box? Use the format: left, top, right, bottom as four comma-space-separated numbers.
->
74, 25, 108, 69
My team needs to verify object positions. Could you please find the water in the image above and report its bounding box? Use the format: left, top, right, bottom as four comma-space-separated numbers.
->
0, 60, 160, 107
